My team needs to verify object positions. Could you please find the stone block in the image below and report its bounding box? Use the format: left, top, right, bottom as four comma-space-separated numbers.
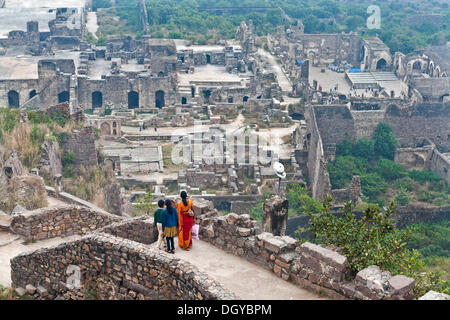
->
418, 291, 450, 300
25, 284, 36, 294
15, 287, 26, 296
237, 227, 251, 237
263, 237, 286, 254
355, 265, 391, 297
389, 275, 415, 297
226, 213, 239, 225
300, 242, 347, 271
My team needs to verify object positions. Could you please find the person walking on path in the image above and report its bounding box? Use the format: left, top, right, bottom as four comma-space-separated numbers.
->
162, 199, 179, 254
177, 191, 195, 251
154, 200, 165, 250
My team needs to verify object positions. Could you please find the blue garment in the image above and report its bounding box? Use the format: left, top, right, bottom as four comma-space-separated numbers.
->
162, 207, 179, 231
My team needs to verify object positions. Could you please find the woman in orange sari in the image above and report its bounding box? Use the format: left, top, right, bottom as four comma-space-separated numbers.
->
177, 191, 194, 250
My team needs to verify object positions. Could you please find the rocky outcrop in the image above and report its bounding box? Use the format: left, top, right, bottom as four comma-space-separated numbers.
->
38, 140, 62, 179
263, 196, 289, 236
0, 150, 47, 213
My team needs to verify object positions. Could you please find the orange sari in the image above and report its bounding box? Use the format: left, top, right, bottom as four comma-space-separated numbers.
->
177, 199, 194, 249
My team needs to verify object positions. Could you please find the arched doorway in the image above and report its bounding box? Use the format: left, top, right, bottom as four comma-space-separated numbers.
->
202, 90, 211, 103
100, 122, 111, 135
181, 97, 187, 105
155, 90, 165, 108
8, 90, 19, 108
191, 87, 195, 98
412, 61, 421, 72
158, 71, 164, 77
228, 97, 233, 103
29, 90, 37, 99
58, 91, 69, 103
206, 54, 211, 64
243, 96, 249, 103
376, 59, 387, 71
128, 91, 139, 109
92, 91, 103, 108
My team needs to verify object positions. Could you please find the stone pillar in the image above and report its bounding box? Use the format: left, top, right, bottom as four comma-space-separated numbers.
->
263, 196, 288, 236
54, 174, 62, 197
349, 175, 362, 203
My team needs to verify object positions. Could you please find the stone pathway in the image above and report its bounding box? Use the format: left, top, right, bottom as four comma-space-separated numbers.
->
152, 238, 325, 300
257, 48, 292, 93
86, 12, 99, 39
0, 232, 81, 287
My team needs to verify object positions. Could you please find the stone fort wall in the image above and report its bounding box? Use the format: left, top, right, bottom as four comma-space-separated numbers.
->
77, 75, 178, 109
306, 105, 332, 200
11, 233, 237, 300
197, 209, 415, 300
8, 201, 427, 300
313, 103, 450, 152
10, 205, 122, 242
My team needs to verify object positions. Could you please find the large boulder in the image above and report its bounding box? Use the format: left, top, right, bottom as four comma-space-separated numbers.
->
38, 140, 62, 179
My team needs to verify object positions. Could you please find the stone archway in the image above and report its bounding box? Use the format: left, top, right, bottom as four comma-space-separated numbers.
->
202, 90, 211, 103
58, 91, 69, 103
155, 90, 165, 108
412, 60, 422, 72
128, 91, 139, 109
100, 122, 111, 135
376, 58, 387, 71
243, 96, 249, 103
8, 90, 19, 108
29, 90, 37, 99
92, 91, 103, 108
206, 54, 211, 64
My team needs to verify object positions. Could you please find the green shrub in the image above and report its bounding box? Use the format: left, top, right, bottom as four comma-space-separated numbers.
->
393, 177, 415, 192
373, 123, 397, 160
303, 197, 449, 297
395, 187, 411, 206
360, 172, 389, 202
408, 170, 442, 184
286, 184, 323, 216
375, 158, 407, 181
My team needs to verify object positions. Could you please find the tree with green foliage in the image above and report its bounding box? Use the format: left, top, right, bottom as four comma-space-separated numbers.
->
301, 197, 449, 296
373, 123, 397, 160
134, 191, 157, 216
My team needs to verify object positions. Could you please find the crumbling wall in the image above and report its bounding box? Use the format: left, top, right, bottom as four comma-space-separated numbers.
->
10, 205, 122, 242
306, 105, 332, 200
427, 148, 450, 185
100, 217, 157, 245
64, 126, 98, 167
197, 208, 415, 300
11, 233, 237, 300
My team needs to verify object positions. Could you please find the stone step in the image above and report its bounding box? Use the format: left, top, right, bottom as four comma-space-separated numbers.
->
0, 215, 11, 232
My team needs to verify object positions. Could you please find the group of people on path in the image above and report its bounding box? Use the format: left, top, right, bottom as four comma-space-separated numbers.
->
153, 191, 196, 254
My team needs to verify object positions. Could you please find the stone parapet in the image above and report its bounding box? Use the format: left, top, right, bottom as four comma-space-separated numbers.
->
11, 233, 237, 300
10, 205, 122, 242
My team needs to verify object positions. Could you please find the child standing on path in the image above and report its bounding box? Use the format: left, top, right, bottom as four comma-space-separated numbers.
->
162, 199, 179, 254
154, 200, 165, 250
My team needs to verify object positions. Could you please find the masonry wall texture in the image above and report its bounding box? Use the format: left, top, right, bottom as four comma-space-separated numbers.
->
10, 205, 122, 242
63, 126, 98, 167
306, 105, 332, 200
313, 103, 450, 152
8, 200, 438, 300
197, 207, 415, 300
11, 233, 237, 300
